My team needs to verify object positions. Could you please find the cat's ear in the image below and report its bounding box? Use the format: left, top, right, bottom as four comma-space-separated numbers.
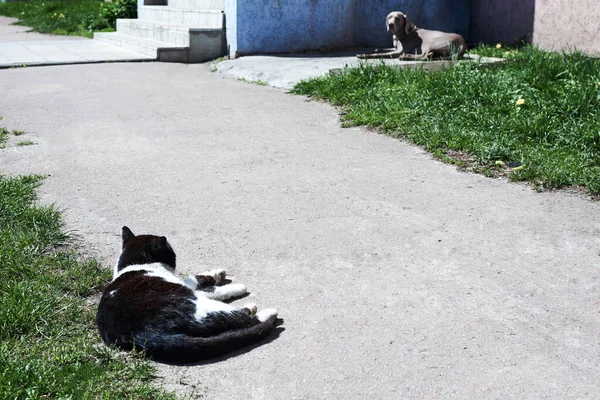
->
122, 226, 135, 246
157, 236, 168, 247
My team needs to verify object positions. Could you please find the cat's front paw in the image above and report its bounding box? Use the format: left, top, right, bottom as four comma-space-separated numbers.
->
209, 269, 227, 285
225, 283, 247, 298
198, 269, 226, 285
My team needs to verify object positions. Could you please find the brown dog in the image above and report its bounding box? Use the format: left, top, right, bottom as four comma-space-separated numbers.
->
358, 11, 467, 60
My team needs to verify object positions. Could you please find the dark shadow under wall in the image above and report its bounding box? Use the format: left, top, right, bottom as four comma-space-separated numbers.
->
469, 0, 535, 45
355, 0, 471, 48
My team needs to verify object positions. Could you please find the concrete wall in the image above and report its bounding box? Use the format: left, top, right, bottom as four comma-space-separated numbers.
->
533, 0, 600, 54
470, 0, 535, 44
225, 0, 470, 57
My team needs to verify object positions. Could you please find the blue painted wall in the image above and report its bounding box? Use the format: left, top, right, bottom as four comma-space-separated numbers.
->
226, 0, 356, 56
225, 0, 470, 56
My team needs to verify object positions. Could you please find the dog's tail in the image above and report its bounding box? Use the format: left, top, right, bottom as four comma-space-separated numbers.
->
136, 309, 278, 363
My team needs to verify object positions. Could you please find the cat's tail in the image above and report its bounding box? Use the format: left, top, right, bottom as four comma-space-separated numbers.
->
137, 309, 279, 363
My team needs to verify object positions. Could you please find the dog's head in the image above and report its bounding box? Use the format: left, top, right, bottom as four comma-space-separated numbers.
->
386, 11, 416, 38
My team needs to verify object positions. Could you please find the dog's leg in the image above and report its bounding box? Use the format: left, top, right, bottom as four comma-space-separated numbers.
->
357, 50, 403, 59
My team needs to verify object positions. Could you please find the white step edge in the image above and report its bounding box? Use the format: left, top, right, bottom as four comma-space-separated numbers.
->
138, 7, 223, 28
117, 19, 194, 46
167, 0, 225, 10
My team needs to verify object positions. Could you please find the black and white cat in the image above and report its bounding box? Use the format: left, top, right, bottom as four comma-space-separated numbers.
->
96, 226, 278, 363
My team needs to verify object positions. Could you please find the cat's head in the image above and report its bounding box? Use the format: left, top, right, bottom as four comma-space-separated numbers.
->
115, 226, 177, 272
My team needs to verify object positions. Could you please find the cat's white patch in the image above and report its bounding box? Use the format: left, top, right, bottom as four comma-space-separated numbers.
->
114, 263, 181, 284
183, 275, 198, 289
108, 289, 117, 297
192, 296, 236, 320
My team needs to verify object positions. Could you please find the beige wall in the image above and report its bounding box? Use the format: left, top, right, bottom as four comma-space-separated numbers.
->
470, 0, 600, 54
533, 0, 600, 54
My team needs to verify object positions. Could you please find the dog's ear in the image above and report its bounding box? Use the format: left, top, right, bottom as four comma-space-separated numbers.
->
404, 15, 415, 35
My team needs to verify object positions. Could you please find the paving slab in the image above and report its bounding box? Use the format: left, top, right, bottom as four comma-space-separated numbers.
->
216, 51, 501, 90
1, 61, 599, 399
0, 16, 154, 67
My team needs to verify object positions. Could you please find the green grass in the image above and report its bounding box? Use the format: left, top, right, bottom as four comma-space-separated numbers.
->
16, 140, 36, 146
0, 127, 8, 148
292, 45, 600, 194
0, 174, 175, 399
0, 127, 31, 148
0, 0, 136, 38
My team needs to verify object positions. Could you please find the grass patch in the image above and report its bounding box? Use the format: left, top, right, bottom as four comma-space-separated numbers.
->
0, 174, 175, 399
237, 77, 268, 86
0, 127, 31, 147
16, 140, 36, 146
0, 0, 136, 38
0, 127, 8, 148
292, 45, 600, 194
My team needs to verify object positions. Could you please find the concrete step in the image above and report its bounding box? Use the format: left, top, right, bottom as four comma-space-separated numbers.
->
94, 30, 225, 63
167, 0, 225, 10
138, 6, 223, 27
117, 19, 192, 46
94, 31, 187, 60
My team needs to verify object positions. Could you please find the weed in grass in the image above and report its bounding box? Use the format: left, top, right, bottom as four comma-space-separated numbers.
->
0, 175, 175, 399
237, 77, 268, 86
11, 129, 25, 136
292, 45, 600, 194
16, 140, 36, 146
0, 127, 8, 148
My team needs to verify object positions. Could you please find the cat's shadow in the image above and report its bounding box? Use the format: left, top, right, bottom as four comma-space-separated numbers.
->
155, 319, 285, 366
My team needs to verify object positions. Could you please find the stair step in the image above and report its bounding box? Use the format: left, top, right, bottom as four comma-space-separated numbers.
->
138, 6, 223, 27
167, 0, 224, 9
117, 19, 197, 45
94, 32, 186, 59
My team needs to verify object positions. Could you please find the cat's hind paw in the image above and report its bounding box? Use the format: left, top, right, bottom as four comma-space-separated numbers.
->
257, 308, 278, 322
243, 303, 258, 315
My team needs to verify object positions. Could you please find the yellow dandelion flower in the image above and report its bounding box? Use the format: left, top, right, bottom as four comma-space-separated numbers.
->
516, 98, 525, 106
496, 43, 502, 49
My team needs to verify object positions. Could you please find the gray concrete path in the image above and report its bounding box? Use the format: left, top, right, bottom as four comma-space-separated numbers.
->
0, 16, 153, 67
1, 61, 599, 400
